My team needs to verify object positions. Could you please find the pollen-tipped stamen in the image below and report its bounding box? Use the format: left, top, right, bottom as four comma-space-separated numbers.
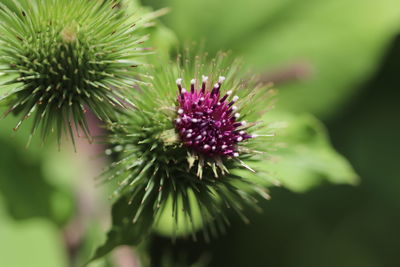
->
174, 77, 254, 157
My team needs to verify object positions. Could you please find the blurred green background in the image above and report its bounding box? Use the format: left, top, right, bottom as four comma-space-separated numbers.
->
1, 0, 400, 266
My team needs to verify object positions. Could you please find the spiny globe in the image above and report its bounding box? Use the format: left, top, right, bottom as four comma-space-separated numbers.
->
0, 0, 151, 144
103, 52, 278, 240
175, 75, 252, 157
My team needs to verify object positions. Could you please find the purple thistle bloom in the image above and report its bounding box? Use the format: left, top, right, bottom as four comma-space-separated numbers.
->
175, 76, 252, 157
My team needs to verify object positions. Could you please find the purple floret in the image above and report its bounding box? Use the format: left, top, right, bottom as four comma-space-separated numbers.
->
175, 76, 252, 157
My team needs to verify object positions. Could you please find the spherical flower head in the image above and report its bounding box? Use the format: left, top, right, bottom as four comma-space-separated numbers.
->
104, 52, 277, 239
175, 76, 251, 158
0, 0, 155, 144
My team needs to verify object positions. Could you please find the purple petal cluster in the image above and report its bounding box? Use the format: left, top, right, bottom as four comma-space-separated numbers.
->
175, 76, 252, 157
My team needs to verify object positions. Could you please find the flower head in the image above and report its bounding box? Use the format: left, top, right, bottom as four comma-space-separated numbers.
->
175, 76, 251, 157
104, 52, 277, 239
0, 0, 155, 144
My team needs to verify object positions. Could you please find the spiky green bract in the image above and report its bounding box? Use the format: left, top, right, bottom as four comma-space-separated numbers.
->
104, 52, 276, 240
0, 0, 152, 145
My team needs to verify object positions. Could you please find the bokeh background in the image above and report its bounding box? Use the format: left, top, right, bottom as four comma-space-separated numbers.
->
1, 0, 399, 266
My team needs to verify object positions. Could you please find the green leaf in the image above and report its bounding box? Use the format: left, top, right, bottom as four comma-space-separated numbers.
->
159, 0, 400, 118
0, 134, 73, 225
260, 111, 359, 192
243, 0, 400, 118
88, 194, 153, 264
0, 108, 74, 225
0, 199, 68, 267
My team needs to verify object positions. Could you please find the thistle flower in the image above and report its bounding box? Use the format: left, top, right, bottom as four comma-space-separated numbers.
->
0, 0, 153, 144
104, 52, 277, 240
175, 75, 252, 158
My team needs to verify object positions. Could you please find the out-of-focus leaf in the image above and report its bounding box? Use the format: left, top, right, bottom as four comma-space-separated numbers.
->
0, 135, 73, 225
88, 194, 153, 264
259, 112, 359, 192
155, 0, 400, 118
125, 0, 178, 62
0, 199, 68, 267
0, 108, 74, 225
0, 107, 50, 155
147, 22, 179, 62
243, 0, 400, 118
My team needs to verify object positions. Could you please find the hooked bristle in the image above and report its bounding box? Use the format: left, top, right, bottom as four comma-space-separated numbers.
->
0, 0, 151, 144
